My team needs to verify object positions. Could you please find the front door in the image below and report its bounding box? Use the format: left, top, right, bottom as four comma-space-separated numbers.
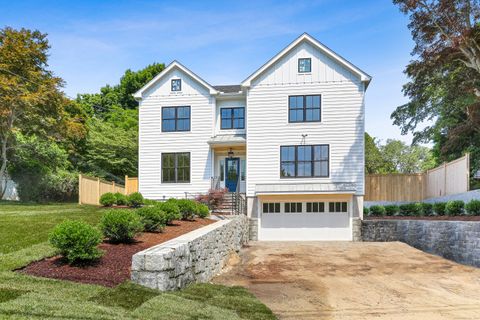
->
225, 158, 240, 192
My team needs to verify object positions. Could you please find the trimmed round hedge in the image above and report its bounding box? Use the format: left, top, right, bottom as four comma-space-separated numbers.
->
114, 192, 128, 206
157, 200, 182, 224
49, 220, 103, 264
466, 199, 480, 216
99, 192, 116, 207
100, 209, 144, 243
136, 206, 167, 232
127, 192, 144, 208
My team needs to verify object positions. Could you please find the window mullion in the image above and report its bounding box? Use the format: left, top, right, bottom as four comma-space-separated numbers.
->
174, 154, 178, 183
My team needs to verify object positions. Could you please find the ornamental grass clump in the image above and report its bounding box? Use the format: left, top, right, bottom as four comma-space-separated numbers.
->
368, 205, 385, 217
49, 220, 103, 264
465, 200, 480, 216
100, 209, 144, 243
99, 192, 116, 207
136, 206, 167, 232
445, 200, 465, 216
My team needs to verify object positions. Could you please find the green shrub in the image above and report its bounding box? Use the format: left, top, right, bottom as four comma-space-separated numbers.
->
177, 199, 197, 220
465, 200, 480, 216
100, 192, 116, 207
49, 220, 103, 263
384, 205, 399, 216
144, 199, 158, 206
127, 192, 144, 208
156, 200, 181, 224
398, 203, 420, 216
369, 205, 386, 217
363, 207, 369, 216
445, 200, 465, 216
433, 202, 447, 216
419, 202, 433, 216
136, 207, 167, 232
114, 192, 128, 206
196, 202, 210, 218
100, 209, 144, 242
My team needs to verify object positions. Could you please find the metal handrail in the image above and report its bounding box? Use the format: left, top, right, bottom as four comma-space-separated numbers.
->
210, 176, 221, 190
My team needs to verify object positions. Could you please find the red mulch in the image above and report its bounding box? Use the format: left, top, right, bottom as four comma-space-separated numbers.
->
365, 216, 480, 221
18, 218, 215, 287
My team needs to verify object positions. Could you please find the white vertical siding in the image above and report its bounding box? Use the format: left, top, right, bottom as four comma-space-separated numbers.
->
139, 68, 214, 199
246, 42, 365, 197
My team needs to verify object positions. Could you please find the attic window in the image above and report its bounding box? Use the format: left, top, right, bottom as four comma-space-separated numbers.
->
171, 79, 181, 91
298, 58, 311, 73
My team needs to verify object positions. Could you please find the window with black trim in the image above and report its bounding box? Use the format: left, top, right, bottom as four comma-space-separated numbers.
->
171, 79, 181, 91
298, 58, 311, 73
289, 95, 321, 122
306, 202, 325, 213
263, 203, 280, 213
329, 202, 348, 213
221, 107, 244, 129
280, 145, 329, 178
162, 152, 190, 183
162, 106, 190, 132
285, 202, 302, 213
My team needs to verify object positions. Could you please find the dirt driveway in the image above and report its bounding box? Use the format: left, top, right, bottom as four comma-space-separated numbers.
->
213, 242, 480, 319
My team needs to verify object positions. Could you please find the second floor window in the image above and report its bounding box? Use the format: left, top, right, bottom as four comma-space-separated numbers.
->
221, 107, 245, 129
162, 152, 190, 183
280, 145, 329, 178
162, 106, 190, 132
289, 95, 321, 123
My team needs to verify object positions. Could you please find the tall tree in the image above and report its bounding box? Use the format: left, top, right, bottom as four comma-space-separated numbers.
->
0, 27, 66, 197
365, 133, 391, 174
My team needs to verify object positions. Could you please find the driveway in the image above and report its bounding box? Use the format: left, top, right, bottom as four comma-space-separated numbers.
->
213, 242, 480, 319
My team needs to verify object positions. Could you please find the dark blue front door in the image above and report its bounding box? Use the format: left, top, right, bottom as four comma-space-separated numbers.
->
225, 158, 240, 192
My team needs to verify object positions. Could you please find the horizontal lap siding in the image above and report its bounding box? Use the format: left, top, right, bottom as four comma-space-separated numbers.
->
246, 82, 364, 197
139, 94, 213, 199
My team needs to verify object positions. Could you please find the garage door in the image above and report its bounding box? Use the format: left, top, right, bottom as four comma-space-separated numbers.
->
258, 200, 352, 241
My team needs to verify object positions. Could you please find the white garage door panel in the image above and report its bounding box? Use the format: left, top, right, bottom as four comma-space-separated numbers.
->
259, 213, 352, 241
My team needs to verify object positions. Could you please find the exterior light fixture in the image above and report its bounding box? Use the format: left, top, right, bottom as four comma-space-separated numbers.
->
228, 148, 234, 158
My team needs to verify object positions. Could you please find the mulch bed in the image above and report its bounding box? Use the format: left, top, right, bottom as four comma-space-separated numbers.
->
365, 216, 480, 221
18, 218, 216, 287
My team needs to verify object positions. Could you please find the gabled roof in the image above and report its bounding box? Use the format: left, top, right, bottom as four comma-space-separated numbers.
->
241, 33, 372, 88
213, 85, 242, 93
133, 60, 218, 100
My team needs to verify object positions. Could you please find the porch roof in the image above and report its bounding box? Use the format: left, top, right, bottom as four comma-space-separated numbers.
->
208, 134, 246, 147
255, 182, 357, 195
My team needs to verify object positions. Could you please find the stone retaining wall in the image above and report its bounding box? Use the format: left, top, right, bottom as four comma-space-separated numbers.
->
362, 220, 480, 268
131, 215, 249, 291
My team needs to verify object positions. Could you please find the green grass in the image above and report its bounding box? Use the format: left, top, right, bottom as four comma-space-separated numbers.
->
0, 202, 276, 319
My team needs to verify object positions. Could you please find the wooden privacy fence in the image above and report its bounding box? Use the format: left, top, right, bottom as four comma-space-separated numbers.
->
365, 154, 470, 202
78, 174, 139, 205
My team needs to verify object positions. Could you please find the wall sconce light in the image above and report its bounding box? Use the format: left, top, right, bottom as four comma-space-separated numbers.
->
228, 148, 234, 158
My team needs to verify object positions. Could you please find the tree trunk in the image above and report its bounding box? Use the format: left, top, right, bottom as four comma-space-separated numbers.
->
0, 137, 8, 199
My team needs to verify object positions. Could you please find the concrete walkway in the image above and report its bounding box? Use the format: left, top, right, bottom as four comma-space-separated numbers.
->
213, 241, 480, 320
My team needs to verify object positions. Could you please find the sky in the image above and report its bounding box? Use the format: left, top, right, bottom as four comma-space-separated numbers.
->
2, 0, 418, 143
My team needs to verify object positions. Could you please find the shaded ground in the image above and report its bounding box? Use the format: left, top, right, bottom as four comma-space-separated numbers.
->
365, 215, 480, 221
214, 241, 480, 320
20, 218, 215, 287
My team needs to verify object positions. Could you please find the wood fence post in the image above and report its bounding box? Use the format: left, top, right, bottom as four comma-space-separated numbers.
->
78, 174, 82, 205
125, 175, 128, 195
97, 177, 101, 205
112, 180, 115, 193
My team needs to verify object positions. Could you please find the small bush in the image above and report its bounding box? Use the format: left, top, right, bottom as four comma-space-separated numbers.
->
466, 200, 480, 216
369, 205, 386, 217
384, 205, 399, 216
136, 207, 166, 232
363, 207, 369, 216
156, 200, 181, 224
127, 192, 144, 208
419, 202, 433, 216
114, 192, 128, 206
445, 200, 465, 216
196, 202, 210, 218
100, 209, 144, 242
433, 202, 447, 216
398, 203, 420, 216
196, 188, 227, 211
49, 220, 103, 263
177, 199, 197, 220
100, 192, 116, 207
144, 199, 158, 206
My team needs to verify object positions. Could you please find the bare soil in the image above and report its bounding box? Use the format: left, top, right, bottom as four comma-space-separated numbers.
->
214, 241, 480, 320
19, 218, 215, 287
365, 215, 480, 221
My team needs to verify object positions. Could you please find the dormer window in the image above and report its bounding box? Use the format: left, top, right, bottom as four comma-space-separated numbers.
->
171, 79, 182, 91
298, 58, 311, 73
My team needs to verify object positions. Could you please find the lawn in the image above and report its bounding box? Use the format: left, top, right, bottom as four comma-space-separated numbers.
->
0, 202, 276, 319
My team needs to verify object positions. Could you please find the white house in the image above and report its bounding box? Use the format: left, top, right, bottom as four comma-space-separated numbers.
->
135, 33, 371, 241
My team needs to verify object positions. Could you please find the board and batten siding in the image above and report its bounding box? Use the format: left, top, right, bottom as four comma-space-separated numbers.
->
246, 41, 365, 197
139, 67, 214, 199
